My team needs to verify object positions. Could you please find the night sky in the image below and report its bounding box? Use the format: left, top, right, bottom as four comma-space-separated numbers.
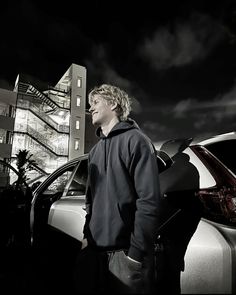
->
1, 0, 236, 142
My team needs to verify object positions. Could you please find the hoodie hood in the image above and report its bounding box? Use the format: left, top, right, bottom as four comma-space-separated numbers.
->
96, 118, 140, 139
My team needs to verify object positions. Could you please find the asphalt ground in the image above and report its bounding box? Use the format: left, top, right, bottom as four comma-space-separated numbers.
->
0, 246, 79, 294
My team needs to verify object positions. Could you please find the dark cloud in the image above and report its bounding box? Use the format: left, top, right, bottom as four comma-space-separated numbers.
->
1, 0, 236, 142
137, 81, 236, 142
139, 13, 225, 70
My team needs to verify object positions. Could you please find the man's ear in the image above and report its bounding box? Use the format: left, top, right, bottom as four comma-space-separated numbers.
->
110, 102, 118, 111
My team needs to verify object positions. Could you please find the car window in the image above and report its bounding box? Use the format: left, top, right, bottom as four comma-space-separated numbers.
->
205, 140, 236, 175
43, 166, 75, 195
65, 159, 88, 197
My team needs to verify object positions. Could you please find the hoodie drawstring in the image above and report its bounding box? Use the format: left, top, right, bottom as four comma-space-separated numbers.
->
104, 139, 107, 172
104, 138, 112, 172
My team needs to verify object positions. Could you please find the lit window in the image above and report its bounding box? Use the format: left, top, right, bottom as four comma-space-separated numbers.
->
77, 96, 81, 106
77, 77, 82, 88
75, 139, 80, 150
76, 120, 80, 129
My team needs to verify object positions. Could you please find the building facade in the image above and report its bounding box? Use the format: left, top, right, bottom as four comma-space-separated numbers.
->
0, 63, 97, 184
0, 88, 17, 187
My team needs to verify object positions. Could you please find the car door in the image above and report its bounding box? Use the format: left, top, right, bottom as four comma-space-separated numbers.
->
48, 158, 88, 241
30, 158, 80, 246
29, 157, 88, 294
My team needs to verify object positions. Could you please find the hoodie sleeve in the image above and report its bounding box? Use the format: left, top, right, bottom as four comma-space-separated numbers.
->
128, 133, 161, 262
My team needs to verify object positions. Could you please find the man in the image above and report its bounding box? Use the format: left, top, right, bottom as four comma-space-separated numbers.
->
78, 84, 161, 293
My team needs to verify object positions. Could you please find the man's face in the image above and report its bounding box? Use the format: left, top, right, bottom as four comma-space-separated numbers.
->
89, 95, 114, 126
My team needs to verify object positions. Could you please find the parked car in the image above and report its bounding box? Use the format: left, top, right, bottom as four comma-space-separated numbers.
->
30, 132, 236, 294
179, 132, 236, 294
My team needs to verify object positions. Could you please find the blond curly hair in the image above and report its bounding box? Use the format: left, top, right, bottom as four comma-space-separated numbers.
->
88, 84, 132, 121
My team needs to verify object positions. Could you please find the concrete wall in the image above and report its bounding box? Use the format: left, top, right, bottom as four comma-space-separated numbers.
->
0, 88, 17, 105
68, 64, 87, 160
0, 88, 16, 159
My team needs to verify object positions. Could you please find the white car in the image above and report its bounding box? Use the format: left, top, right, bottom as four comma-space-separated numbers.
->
30, 132, 236, 294
180, 132, 236, 294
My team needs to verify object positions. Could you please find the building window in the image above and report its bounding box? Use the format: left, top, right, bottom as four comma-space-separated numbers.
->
76, 120, 80, 130
75, 139, 80, 150
76, 96, 81, 107
0, 129, 6, 143
77, 77, 82, 88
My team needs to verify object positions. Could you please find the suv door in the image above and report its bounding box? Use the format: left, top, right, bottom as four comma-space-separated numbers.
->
48, 159, 88, 241
30, 159, 80, 246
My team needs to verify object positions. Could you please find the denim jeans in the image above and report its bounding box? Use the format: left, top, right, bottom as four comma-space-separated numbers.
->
73, 245, 108, 294
74, 247, 155, 294
108, 250, 155, 294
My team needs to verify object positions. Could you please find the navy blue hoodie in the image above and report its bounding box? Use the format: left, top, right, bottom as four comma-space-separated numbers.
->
84, 119, 161, 262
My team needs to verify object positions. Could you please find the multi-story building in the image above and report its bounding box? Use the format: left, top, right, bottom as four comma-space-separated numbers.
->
0, 63, 97, 184
0, 88, 17, 187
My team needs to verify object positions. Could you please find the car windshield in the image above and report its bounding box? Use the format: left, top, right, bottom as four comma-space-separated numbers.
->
205, 140, 236, 175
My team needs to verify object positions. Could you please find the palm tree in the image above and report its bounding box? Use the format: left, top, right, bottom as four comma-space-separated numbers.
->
14, 149, 37, 191
13, 149, 37, 246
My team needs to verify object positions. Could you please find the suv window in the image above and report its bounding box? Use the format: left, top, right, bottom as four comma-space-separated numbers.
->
205, 140, 236, 175
44, 169, 74, 195
65, 159, 88, 197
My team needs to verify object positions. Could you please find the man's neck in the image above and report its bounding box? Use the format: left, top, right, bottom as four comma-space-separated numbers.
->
101, 117, 120, 137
